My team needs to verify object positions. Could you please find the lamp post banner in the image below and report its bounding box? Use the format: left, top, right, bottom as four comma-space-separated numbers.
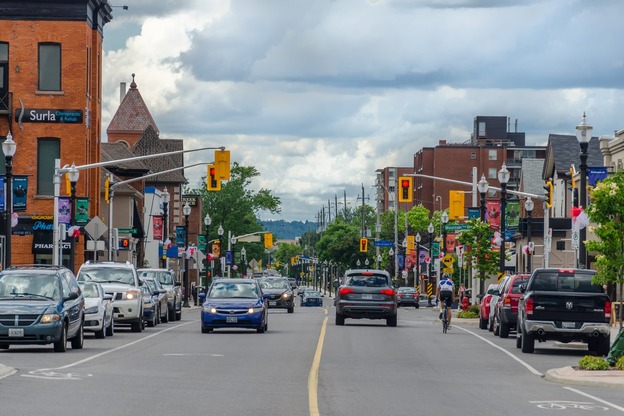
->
487, 200, 500, 229
75, 197, 89, 225
0, 175, 28, 212
152, 215, 163, 240
58, 197, 71, 224
506, 201, 520, 230
467, 207, 480, 219
176, 226, 185, 246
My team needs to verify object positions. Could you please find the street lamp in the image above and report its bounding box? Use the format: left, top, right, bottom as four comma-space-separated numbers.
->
441, 211, 449, 255
217, 225, 224, 276
477, 174, 489, 222
240, 246, 247, 278
498, 163, 510, 277
182, 202, 191, 307
161, 187, 170, 268
204, 213, 211, 286
428, 222, 435, 306
576, 112, 592, 269
2, 132, 16, 268
68, 164, 80, 273
356, 259, 361, 267
525, 197, 534, 273
230, 236, 237, 277
415, 232, 421, 289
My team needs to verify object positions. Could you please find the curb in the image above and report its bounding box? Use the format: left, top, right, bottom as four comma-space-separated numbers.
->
544, 366, 624, 390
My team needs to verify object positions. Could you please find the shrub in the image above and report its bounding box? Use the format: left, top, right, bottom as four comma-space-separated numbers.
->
457, 311, 478, 319
578, 355, 610, 370
615, 356, 624, 370
468, 304, 479, 315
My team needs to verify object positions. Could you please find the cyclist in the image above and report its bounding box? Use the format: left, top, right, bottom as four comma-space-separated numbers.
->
436, 273, 455, 328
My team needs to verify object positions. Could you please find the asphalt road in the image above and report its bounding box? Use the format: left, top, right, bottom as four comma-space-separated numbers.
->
1, 302, 624, 416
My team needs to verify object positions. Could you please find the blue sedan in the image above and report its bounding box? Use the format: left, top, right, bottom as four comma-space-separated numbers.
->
200, 279, 268, 333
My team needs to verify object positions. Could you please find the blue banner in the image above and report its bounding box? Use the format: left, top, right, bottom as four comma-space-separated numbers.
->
176, 226, 185, 246
0, 175, 28, 212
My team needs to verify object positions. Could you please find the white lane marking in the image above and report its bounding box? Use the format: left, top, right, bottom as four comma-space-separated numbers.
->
455, 326, 543, 376
163, 353, 224, 357
564, 387, 624, 413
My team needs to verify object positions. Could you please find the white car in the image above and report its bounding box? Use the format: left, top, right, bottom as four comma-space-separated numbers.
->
79, 282, 114, 339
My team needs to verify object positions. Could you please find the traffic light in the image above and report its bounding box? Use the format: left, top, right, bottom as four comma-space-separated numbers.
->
544, 179, 553, 208
359, 237, 368, 252
398, 176, 413, 203
207, 164, 221, 191
104, 176, 111, 204
449, 190, 465, 220
118, 238, 130, 250
214, 149, 231, 180
211, 243, 220, 257
264, 233, 273, 249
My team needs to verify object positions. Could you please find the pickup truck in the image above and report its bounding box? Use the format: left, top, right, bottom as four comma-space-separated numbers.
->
516, 268, 611, 355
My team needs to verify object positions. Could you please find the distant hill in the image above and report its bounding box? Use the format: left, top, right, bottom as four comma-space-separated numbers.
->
260, 220, 317, 241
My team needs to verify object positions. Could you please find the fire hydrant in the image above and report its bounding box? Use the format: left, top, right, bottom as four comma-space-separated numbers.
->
461, 296, 470, 311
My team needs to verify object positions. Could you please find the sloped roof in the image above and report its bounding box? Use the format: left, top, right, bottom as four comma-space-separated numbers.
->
106, 74, 159, 135
101, 142, 150, 172
543, 134, 603, 180
132, 125, 187, 183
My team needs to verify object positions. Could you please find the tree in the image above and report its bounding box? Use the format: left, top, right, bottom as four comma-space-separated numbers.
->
273, 242, 302, 278
457, 219, 499, 294
316, 221, 365, 270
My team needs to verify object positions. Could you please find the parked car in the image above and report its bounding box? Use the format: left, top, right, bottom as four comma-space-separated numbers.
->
335, 269, 397, 327
488, 279, 506, 332
0, 265, 85, 352
492, 274, 530, 338
258, 277, 295, 313
478, 284, 499, 330
419, 293, 432, 306
140, 284, 158, 328
79, 282, 114, 339
396, 287, 419, 308
199, 278, 269, 333
137, 268, 182, 321
301, 290, 323, 307
77, 261, 144, 332
140, 277, 169, 324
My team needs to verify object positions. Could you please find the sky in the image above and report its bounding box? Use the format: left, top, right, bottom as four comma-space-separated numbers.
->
100, 0, 624, 222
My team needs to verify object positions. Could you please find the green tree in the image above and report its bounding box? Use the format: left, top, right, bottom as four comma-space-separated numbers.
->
585, 170, 624, 286
274, 242, 302, 277
316, 221, 366, 270
457, 219, 499, 293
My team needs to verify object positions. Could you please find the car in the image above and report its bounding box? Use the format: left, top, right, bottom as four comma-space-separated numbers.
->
419, 293, 432, 306
301, 290, 323, 307
199, 278, 269, 333
298, 286, 314, 297
140, 277, 169, 325
396, 287, 419, 308
334, 269, 397, 327
488, 279, 506, 332
77, 261, 144, 332
137, 268, 182, 321
258, 277, 295, 313
140, 284, 158, 328
0, 265, 85, 352
478, 283, 499, 329
79, 282, 114, 339
492, 274, 530, 338
288, 278, 298, 291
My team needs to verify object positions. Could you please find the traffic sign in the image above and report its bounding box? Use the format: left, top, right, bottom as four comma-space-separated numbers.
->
443, 267, 454, 274
444, 223, 469, 231
117, 228, 137, 234
374, 240, 394, 248
442, 254, 455, 268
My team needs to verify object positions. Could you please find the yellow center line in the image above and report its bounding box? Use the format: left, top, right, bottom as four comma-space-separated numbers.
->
308, 309, 328, 416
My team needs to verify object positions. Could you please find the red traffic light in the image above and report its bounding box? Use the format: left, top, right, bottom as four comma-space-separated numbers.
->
401, 179, 410, 188
210, 167, 217, 176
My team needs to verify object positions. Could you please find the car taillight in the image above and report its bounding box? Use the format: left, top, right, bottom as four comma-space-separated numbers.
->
380, 289, 395, 297
504, 296, 511, 305
339, 288, 354, 296
526, 298, 534, 316
605, 301, 611, 319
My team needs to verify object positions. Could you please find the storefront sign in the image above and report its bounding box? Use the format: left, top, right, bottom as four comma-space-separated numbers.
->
15, 109, 83, 124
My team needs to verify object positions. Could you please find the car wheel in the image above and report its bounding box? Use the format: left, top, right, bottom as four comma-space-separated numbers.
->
70, 323, 84, 349
415, 304, 419, 309
336, 312, 345, 326
493, 316, 500, 336
515, 319, 522, 349
387, 314, 398, 327
499, 320, 510, 338
521, 330, 535, 353
155, 306, 161, 325
488, 316, 494, 332
106, 317, 114, 337
147, 313, 156, 328
257, 323, 266, 333
287, 306, 294, 313
589, 336, 610, 356
131, 319, 143, 333
175, 306, 182, 321
162, 306, 169, 323
0, 344, 9, 350
201, 326, 212, 334
479, 314, 488, 330
53, 323, 68, 353
95, 317, 106, 339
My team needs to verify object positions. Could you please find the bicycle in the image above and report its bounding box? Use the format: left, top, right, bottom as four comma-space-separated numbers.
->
442, 303, 449, 333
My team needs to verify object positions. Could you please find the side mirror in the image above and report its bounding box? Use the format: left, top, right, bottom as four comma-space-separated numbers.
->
476, 293, 484, 300
262, 293, 271, 301
65, 292, 79, 301
198, 293, 206, 302
492, 290, 500, 296
519, 284, 526, 293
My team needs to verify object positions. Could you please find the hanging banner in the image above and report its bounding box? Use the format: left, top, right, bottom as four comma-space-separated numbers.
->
176, 225, 185, 246
467, 207, 480, 220
418, 249, 426, 266
487, 200, 500, 230
153, 215, 163, 241
58, 197, 71, 225
445, 233, 457, 252
405, 249, 417, 268
588, 167, 608, 187
0, 175, 29, 212
506, 201, 520, 230
75, 197, 89, 225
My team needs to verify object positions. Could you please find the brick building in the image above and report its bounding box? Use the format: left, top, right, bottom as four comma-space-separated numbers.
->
0, 0, 113, 272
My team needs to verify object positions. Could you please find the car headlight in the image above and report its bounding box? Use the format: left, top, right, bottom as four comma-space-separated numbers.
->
281, 293, 291, 299
40, 314, 61, 324
85, 306, 99, 314
248, 308, 255, 313
202, 306, 217, 313
124, 290, 140, 301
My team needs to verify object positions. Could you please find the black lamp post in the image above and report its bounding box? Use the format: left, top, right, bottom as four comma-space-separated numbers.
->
427, 221, 434, 306
241, 246, 247, 278
478, 174, 489, 222
161, 187, 170, 269
415, 232, 421, 290
576, 112, 592, 269
525, 197, 534, 273
204, 213, 211, 286
498, 163, 510, 277
217, 224, 224, 276
182, 202, 191, 307
230, 236, 237, 278
2, 132, 16, 269
388, 247, 394, 283
68, 164, 80, 273
441, 211, 449, 255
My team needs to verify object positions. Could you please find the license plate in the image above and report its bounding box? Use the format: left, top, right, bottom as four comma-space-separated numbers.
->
362, 294, 373, 300
562, 321, 576, 329
8, 328, 24, 337
269, 301, 277, 306
226, 316, 238, 323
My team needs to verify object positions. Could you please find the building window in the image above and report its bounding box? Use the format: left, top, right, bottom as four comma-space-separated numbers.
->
0, 42, 8, 112
488, 150, 497, 160
478, 122, 486, 137
37, 138, 60, 195
38, 43, 61, 91
488, 167, 497, 180
471, 152, 476, 159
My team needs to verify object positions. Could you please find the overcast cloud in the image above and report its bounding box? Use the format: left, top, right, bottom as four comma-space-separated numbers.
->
101, 0, 624, 222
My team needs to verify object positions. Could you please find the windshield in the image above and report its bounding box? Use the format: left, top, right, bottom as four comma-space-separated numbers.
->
79, 282, 100, 298
0, 272, 60, 300
208, 282, 259, 299
259, 279, 290, 290
78, 268, 136, 285
530, 270, 602, 293
346, 274, 388, 287
139, 270, 174, 286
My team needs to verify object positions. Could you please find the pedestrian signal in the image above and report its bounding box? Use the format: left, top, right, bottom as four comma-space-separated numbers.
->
118, 238, 130, 250
398, 176, 413, 203
207, 164, 221, 191
359, 238, 368, 252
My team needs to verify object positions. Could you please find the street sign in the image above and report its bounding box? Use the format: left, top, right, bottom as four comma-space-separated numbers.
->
571, 230, 579, 250
117, 228, 137, 234
443, 267, 454, 274
432, 242, 439, 257
374, 239, 394, 247
442, 254, 455, 268
444, 223, 469, 231
546, 228, 552, 252
84, 216, 107, 240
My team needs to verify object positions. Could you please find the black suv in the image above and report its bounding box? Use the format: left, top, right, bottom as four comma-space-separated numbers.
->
0, 265, 85, 352
334, 269, 397, 326
258, 277, 295, 313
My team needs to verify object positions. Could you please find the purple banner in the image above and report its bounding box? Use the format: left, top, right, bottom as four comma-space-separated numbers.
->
58, 197, 71, 225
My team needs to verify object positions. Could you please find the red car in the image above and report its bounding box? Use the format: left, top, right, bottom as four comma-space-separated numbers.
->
479, 284, 499, 329
492, 274, 530, 338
